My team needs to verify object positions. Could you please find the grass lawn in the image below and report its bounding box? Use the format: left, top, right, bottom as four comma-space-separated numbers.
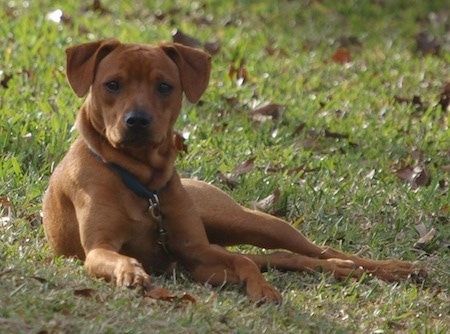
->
1, 0, 449, 333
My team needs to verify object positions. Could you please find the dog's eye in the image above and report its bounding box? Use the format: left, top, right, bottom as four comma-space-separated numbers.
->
157, 83, 173, 95
105, 81, 120, 93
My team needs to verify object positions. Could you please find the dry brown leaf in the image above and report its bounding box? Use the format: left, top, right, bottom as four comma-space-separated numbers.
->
172, 29, 202, 49
180, 293, 197, 303
249, 103, 285, 122
73, 288, 96, 297
229, 59, 248, 85
0, 73, 13, 89
395, 165, 431, 189
414, 228, 437, 249
414, 222, 429, 238
293, 122, 307, 135
216, 171, 238, 188
173, 132, 188, 153
338, 36, 362, 48
324, 128, 349, 139
145, 287, 174, 301
0, 196, 13, 226
265, 46, 288, 57
415, 32, 441, 56
144, 287, 196, 303
438, 82, 450, 111
29, 276, 48, 284
287, 166, 319, 176
393, 95, 428, 111
331, 48, 351, 63
86, 0, 112, 15
217, 158, 255, 188
251, 189, 280, 212
231, 157, 256, 176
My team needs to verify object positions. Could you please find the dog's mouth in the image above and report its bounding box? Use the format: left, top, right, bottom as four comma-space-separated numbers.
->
109, 128, 163, 149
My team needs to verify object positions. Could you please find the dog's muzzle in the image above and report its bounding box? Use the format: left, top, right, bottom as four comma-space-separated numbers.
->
124, 110, 152, 129
120, 110, 155, 145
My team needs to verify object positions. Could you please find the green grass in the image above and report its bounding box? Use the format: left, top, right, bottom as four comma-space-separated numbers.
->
1, 0, 449, 333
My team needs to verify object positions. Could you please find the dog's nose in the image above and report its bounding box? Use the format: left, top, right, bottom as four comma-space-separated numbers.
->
124, 111, 152, 128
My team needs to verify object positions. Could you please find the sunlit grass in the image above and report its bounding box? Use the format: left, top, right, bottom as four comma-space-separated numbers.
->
1, 0, 449, 333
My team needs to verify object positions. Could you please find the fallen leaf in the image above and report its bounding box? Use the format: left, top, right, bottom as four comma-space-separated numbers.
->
144, 287, 196, 303
337, 36, 362, 48
415, 32, 441, 56
393, 95, 428, 111
180, 293, 197, 303
286, 165, 319, 176
172, 29, 202, 49
414, 222, 429, 238
293, 122, 307, 135
145, 287, 174, 301
216, 171, 238, 188
414, 228, 437, 249
249, 103, 285, 122
173, 132, 188, 153
324, 128, 349, 139
331, 48, 351, 63
228, 59, 248, 85
259, 164, 284, 174
83, 0, 111, 15
0, 73, 13, 89
217, 157, 256, 188
364, 169, 376, 180
0, 197, 13, 226
395, 165, 431, 189
29, 276, 48, 284
231, 157, 256, 176
438, 82, 450, 111
265, 46, 288, 57
224, 96, 239, 108
73, 288, 96, 297
251, 189, 280, 212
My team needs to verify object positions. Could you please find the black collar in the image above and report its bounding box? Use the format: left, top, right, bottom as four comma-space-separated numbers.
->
108, 162, 167, 198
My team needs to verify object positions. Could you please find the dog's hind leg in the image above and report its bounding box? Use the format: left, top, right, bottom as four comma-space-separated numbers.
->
183, 179, 426, 281
183, 179, 336, 256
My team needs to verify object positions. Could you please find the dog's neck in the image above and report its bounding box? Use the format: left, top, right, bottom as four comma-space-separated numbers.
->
76, 106, 177, 189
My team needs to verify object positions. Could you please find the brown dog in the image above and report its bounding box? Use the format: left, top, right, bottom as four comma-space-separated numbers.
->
43, 39, 425, 304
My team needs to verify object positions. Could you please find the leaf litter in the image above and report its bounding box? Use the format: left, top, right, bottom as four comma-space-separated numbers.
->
217, 157, 256, 188
394, 150, 431, 189
144, 287, 196, 303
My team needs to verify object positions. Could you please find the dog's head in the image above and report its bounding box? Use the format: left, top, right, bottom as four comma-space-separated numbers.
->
66, 39, 211, 149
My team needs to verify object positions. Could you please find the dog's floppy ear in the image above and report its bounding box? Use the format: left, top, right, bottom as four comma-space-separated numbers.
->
160, 43, 211, 103
66, 38, 121, 97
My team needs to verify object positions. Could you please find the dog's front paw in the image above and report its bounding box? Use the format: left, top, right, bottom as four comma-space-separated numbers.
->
113, 258, 152, 289
246, 280, 282, 305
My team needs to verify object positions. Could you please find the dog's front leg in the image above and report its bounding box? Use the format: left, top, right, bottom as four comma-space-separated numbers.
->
159, 173, 282, 303
84, 248, 152, 289
186, 245, 282, 304
76, 201, 153, 289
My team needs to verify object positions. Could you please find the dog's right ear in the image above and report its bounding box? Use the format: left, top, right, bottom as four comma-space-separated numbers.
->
66, 39, 121, 97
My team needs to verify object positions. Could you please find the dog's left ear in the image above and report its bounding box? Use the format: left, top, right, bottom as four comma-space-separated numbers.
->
160, 43, 211, 103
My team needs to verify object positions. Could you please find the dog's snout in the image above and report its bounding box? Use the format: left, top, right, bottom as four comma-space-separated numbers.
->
124, 111, 152, 129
